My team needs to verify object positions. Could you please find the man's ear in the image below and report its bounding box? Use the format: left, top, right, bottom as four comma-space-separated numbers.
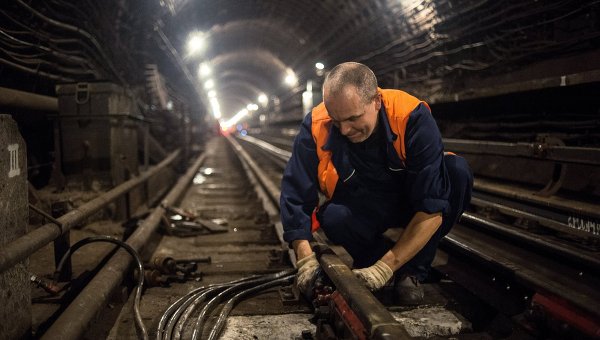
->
374, 92, 382, 110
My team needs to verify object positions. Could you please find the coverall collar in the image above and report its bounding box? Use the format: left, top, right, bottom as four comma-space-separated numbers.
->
321, 105, 404, 177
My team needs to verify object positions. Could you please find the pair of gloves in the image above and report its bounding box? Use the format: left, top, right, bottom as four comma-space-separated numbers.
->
296, 253, 394, 296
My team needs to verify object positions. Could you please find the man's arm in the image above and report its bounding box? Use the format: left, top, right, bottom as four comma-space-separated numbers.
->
292, 239, 314, 261
353, 104, 449, 290
352, 210, 443, 291
381, 105, 448, 271
281, 114, 322, 298
380, 211, 442, 271
383, 103, 448, 270
280, 114, 320, 246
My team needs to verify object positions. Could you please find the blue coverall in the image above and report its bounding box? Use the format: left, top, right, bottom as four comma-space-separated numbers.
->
280, 103, 473, 280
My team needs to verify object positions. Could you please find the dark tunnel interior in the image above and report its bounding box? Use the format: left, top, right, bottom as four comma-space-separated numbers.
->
0, 1, 599, 339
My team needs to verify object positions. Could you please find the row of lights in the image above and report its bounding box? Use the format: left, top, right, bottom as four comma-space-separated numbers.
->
186, 31, 325, 129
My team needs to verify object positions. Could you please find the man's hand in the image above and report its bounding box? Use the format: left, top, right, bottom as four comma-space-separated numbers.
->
295, 252, 320, 298
352, 260, 394, 291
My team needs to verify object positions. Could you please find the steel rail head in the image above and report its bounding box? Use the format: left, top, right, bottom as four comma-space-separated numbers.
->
237, 134, 292, 160
0, 149, 180, 274
313, 244, 412, 340
461, 212, 600, 271
225, 135, 297, 264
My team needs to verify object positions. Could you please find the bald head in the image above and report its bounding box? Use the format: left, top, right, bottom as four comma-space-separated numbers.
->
321, 62, 382, 143
323, 62, 378, 104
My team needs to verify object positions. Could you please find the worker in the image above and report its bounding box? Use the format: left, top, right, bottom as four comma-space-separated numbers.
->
280, 62, 473, 304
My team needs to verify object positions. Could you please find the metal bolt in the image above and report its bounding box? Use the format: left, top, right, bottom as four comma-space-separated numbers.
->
579, 272, 583, 276
506, 285, 510, 290
492, 277, 496, 282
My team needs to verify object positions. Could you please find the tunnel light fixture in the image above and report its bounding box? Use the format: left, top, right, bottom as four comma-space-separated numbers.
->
246, 103, 258, 111
258, 93, 268, 106
315, 62, 325, 70
187, 31, 205, 56
207, 90, 216, 98
284, 69, 298, 87
199, 63, 211, 77
209, 97, 221, 119
204, 79, 214, 89
221, 108, 249, 129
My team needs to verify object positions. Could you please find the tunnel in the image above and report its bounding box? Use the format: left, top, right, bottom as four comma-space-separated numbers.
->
0, 1, 599, 339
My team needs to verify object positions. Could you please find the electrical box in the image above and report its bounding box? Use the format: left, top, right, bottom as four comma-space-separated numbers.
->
55, 82, 140, 186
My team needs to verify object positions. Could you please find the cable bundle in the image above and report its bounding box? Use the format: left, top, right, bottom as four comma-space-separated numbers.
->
156, 269, 296, 340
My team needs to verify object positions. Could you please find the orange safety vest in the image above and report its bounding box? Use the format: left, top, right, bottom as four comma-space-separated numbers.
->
309, 89, 430, 231
311, 88, 430, 199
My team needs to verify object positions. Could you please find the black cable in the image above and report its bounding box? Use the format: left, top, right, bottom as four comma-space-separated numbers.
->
191, 269, 296, 340
170, 276, 275, 340
169, 285, 226, 340
15, 0, 126, 85
156, 274, 262, 340
54, 236, 148, 340
207, 274, 295, 340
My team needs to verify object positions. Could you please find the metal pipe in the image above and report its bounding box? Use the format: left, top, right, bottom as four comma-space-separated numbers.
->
28, 203, 62, 225
469, 196, 600, 240
0, 149, 181, 274
314, 244, 411, 340
41, 151, 206, 340
443, 138, 600, 166
0, 86, 58, 111
461, 212, 600, 271
54, 236, 148, 340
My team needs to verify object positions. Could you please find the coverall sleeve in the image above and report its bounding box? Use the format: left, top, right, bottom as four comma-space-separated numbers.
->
404, 104, 450, 214
280, 113, 320, 243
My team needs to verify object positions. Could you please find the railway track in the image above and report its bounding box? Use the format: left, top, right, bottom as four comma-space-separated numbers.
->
22, 132, 599, 339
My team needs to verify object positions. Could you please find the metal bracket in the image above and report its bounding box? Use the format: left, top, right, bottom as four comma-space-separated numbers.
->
534, 135, 567, 197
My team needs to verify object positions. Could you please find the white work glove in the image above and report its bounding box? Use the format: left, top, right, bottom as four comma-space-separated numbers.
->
295, 253, 320, 298
352, 260, 394, 291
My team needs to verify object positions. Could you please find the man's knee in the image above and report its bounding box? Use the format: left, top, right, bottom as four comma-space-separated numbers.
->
318, 203, 352, 243
445, 154, 473, 207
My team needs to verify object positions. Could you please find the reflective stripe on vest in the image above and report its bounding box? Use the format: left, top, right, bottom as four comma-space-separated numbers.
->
311, 88, 428, 201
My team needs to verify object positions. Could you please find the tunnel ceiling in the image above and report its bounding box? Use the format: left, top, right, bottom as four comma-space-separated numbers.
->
0, 0, 599, 121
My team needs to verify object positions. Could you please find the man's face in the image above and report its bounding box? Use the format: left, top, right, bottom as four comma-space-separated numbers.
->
324, 85, 381, 143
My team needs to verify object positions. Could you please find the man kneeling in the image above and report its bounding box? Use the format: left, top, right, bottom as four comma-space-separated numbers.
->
280, 62, 473, 304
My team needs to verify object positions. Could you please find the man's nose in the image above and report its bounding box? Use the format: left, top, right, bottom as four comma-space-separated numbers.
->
339, 122, 352, 136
